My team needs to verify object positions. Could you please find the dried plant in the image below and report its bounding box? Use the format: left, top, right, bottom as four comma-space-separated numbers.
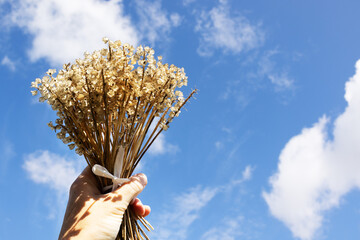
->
31, 38, 196, 240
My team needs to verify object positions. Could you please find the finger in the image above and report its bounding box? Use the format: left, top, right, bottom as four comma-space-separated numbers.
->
143, 205, 151, 217
113, 173, 147, 204
131, 198, 145, 216
131, 199, 151, 217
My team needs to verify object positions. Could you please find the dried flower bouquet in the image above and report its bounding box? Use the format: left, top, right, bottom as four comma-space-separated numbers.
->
31, 38, 196, 240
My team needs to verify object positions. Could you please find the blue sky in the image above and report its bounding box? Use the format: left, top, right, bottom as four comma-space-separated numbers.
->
1, 0, 360, 239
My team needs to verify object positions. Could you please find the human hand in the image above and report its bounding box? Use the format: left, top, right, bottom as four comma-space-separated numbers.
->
58, 167, 150, 240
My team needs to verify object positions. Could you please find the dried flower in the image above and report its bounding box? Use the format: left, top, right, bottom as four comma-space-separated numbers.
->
31, 38, 196, 240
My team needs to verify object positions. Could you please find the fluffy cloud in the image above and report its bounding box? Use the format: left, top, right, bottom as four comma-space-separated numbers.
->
195, 0, 264, 56
263, 60, 360, 239
1, 56, 16, 71
4, 0, 181, 65
6, 0, 139, 65
23, 150, 82, 194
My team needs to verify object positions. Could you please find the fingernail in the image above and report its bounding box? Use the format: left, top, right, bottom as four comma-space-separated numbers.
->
131, 173, 147, 187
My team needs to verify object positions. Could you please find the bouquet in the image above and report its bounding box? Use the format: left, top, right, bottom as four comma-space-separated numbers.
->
31, 38, 196, 240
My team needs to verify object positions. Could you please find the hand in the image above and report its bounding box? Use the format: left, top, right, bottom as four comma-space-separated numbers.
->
59, 167, 150, 240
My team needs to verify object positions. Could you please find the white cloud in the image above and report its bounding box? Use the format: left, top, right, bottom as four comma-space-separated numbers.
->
134, 0, 180, 45
148, 133, 179, 155
23, 150, 84, 220
5, 0, 182, 65
263, 60, 360, 240
1, 56, 16, 71
23, 150, 82, 194
200, 216, 244, 240
195, 0, 264, 56
6, 0, 139, 65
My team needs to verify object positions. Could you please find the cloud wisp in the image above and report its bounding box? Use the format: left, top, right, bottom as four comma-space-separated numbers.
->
194, 0, 264, 57
1, 56, 16, 71
148, 133, 179, 156
151, 165, 253, 240
0, 140, 15, 179
134, 0, 181, 45
258, 50, 295, 91
200, 216, 244, 240
147, 117, 179, 156
152, 185, 218, 240
263, 60, 360, 240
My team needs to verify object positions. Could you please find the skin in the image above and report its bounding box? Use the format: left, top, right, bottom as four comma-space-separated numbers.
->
59, 167, 150, 240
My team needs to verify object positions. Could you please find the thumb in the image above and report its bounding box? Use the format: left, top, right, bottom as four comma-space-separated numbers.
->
114, 173, 147, 204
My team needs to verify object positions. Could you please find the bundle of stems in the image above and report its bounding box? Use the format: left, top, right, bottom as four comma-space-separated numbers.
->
31, 38, 196, 240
